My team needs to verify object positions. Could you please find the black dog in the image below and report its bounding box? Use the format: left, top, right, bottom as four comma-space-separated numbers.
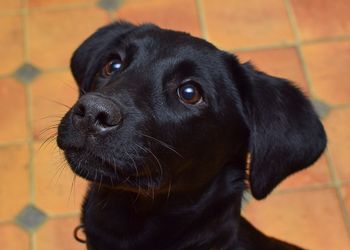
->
57, 21, 326, 250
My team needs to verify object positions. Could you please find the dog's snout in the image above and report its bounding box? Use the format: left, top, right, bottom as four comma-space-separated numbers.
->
72, 94, 122, 133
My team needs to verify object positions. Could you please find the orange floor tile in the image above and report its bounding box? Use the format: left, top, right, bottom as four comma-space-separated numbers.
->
0, 0, 349, 249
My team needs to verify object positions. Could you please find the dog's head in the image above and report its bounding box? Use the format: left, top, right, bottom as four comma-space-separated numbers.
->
57, 21, 326, 200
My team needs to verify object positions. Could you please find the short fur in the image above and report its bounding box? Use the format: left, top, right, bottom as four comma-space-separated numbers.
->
57, 21, 326, 250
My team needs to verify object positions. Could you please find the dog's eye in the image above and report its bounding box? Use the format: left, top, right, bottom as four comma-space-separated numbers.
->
177, 81, 203, 105
102, 58, 123, 77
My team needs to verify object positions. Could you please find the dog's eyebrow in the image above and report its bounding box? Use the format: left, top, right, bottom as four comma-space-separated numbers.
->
162, 60, 199, 84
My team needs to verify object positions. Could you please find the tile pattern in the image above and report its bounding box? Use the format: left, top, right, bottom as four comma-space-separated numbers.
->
0, 15, 24, 75
30, 71, 78, 140
0, 1, 350, 249
235, 47, 308, 92
277, 155, 331, 190
33, 142, 87, 215
27, 7, 109, 69
202, 0, 295, 49
243, 189, 350, 249
0, 145, 29, 221
342, 184, 350, 218
312, 99, 331, 119
35, 216, 85, 250
291, 0, 350, 41
324, 108, 350, 181
98, 0, 123, 11
115, 0, 202, 37
28, 0, 96, 8
14, 63, 41, 84
15, 205, 47, 230
302, 40, 350, 105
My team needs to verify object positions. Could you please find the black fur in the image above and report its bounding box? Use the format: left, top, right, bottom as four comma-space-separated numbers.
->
57, 21, 326, 250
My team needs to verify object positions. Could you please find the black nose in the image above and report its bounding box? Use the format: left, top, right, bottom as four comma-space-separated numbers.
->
72, 94, 122, 133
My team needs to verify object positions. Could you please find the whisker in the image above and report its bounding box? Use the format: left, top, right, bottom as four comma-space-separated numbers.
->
98, 173, 103, 192
38, 134, 58, 151
166, 180, 172, 201
129, 145, 142, 203
54, 161, 67, 187
50, 159, 67, 186
38, 125, 59, 137
41, 97, 71, 109
36, 114, 63, 120
68, 174, 77, 204
124, 149, 139, 177
136, 132, 183, 158
61, 81, 78, 92
109, 175, 114, 186
94, 170, 98, 184
134, 143, 163, 179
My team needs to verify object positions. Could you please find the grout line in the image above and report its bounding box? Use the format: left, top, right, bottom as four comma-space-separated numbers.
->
0, 9, 24, 16
30, 231, 36, 250
107, 10, 116, 22
274, 182, 335, 195
0, 74, 12, 79
21, 1, 36, 250
24, 2, 95, 13
283, 0, 315, 96
0, 2, 96, 16
284, 0, 350, 238
232, 42, 297, 53
21, 1, 29, 62
27, 232, 31, 250
0, 219, 13, 225
27, 56, 35, 250
21, 0, 34, 206
50, 211, 81, 219
0, 140, 30, 148
0, 67, 70, 79
206, 34, 350, 54
325, 150, 350, 236
332, 103, 350, 110
195, 0, 208, 40
42, 66, 71, 73
229, 33, 350, 53
302, 34, 350, 45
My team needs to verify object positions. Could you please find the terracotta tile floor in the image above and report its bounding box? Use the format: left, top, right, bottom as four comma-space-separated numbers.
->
0, 0, 349, 249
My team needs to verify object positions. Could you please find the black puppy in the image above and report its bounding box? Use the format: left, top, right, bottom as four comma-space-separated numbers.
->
57, 21, 326, 250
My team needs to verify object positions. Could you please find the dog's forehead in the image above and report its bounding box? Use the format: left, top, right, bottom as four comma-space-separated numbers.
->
127, 26, 218, 59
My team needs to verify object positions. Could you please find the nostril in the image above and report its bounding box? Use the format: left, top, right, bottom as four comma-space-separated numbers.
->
95, 111, 121, 128
96, 112, 109, 127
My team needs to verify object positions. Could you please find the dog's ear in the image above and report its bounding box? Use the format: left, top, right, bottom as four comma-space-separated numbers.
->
70, 21, 135, 89
228, 56, 327, 200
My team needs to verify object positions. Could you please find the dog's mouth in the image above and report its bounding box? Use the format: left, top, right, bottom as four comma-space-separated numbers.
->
63, 148, 163, 191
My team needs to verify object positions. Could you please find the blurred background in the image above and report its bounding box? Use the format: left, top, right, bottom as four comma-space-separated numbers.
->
0, 0, 350, 249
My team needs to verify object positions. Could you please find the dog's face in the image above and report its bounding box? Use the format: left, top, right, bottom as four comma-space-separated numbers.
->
57, 22, 326, 199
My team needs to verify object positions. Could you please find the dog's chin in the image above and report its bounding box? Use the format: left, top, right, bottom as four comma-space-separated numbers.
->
63, 149, 163, 192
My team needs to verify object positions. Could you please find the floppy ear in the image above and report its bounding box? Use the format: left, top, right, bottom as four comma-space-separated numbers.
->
70, 21, 135, 89
230, 58, 327, 200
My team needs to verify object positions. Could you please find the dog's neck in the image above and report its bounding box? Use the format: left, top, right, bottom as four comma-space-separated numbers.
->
82, 164, 245, 250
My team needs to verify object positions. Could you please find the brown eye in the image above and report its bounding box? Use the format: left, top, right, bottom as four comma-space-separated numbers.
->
102, 58, 123, 77
177, 81, 203, 105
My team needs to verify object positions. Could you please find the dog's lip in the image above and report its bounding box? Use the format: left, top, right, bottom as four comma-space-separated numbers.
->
63, 147, 152, 180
